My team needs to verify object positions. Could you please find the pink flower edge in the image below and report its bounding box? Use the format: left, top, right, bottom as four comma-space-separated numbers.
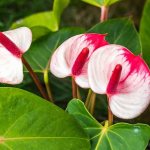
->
50, 33, 108, 88
88, 44, 150, 119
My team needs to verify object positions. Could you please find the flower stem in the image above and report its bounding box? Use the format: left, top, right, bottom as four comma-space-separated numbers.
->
43, 69, 54, 102
107, 96, 113, 126
22, 57, 49, 100
85, 89, 92, 107
89, 92, 96, 115
43, 60, 54, 102
77, 86, 81, 99
72, 77, 77, 98
100, 6, 109, 22
85, 89, 96, 115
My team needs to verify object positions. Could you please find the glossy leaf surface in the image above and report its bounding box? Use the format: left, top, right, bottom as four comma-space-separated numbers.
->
67, 99, 150, 150
0, 88, 90, 150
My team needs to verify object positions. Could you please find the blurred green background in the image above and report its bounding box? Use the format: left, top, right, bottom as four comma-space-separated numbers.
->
0, 0, 146, 31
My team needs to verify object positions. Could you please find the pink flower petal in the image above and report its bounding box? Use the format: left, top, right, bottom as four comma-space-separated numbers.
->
50, 35, 75, 78
110, 87, 150, 119
110, 56, 150, 119
50, 33, 108, 85
0, 27, 32, 84
3, 27, 32, 53
88, 44, 150, 119
88, 44, 132, 94
0, 47, 23, 84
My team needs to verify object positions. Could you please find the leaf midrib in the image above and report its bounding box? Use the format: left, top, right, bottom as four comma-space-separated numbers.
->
2, 136, 89, 142
113, 19, 129, 43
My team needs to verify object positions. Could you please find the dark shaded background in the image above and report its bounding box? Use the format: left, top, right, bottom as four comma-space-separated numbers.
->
0, 0, 146, 31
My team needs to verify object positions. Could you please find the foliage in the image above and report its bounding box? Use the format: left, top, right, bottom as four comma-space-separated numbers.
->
67, 99, 150, 150
11, 0, 70, 40
0, 88, 90, 150
89, 18, 142, 54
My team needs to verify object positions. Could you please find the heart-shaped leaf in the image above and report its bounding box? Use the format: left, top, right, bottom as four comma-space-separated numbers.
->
67, 99, 150, 150
0, 88, 90, 150
88, 18, 142, 55
140, 0, 150, 66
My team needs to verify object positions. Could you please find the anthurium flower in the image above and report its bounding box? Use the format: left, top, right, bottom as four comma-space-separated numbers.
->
50, 33, 108, 88
88, 44, 150, 119
0, 27, 32, 84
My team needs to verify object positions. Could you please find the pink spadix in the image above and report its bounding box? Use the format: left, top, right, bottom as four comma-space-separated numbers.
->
107, 64, 122, 94
72, 47, 89, 76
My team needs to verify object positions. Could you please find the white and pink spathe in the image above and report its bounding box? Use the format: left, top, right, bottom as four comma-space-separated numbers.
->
88, 44, 150, 119
0, 27, 32, 84
50, 33, 108, 88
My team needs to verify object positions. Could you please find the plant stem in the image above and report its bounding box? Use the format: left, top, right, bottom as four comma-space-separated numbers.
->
44, 69, 54, 102
85, 89, 96, 115
43, 60, 54, 102
72, 77, 77, 98
22, 57, 49, 100
100, 6, 109, 22
85, 89, 92, 107
107, 96, 113, 126
89, 92, 96, 115
77, 86, 81, 99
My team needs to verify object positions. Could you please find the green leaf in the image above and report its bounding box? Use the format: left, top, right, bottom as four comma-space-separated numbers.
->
11, 0, 70, 39
30, 26, 50, 41
11, 11, 58, 31
82, 0, 121, 7
88, 18, 142, 55
140, 0, 150, 66
24, 27, 85, 72
50, 76, 72, 102
0, 88, 90, 150
67, 99, 150, 150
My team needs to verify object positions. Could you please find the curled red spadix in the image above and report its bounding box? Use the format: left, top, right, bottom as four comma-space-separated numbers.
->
107, 64, 122, 94
0, 32, 22, 58
72, 47, 89, 76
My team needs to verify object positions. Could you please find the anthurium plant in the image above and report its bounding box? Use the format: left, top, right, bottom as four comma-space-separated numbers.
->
0, 0, 150, 149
